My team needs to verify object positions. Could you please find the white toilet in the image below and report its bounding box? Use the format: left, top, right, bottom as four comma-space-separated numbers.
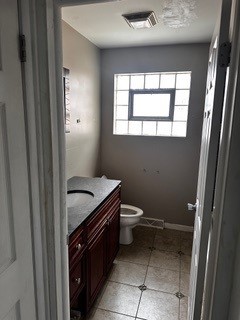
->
120, 204, 143, 245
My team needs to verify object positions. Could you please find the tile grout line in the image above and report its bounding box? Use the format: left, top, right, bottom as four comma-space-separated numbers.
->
97, 307, 136, 319
178, 236, 182, 319
152, 227, 187, 319
107, 279, 141, 290
108, 279, 183, 296
134, 229, 155, 319
97, 227, 191, 319
115, 257, 150, 267
135, 291, 143, 319
135, 257, 150, 317
178, 298, 181, 320
136, 230, 158, 318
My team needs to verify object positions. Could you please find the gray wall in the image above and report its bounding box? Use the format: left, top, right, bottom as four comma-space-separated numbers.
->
62, 21, 101, 178
100, 44, 209, 226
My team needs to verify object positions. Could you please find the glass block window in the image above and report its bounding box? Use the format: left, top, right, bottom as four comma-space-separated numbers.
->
113, 71, 191, 137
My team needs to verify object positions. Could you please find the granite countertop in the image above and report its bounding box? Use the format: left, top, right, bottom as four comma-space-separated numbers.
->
67, 176, 121, 236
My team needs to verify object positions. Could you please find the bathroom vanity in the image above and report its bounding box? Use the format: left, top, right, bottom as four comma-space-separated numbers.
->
67, 177, 121, 315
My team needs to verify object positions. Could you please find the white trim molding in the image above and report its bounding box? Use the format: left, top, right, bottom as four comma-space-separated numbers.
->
19, 0, 69, 319
201, 0, 240, 318
165, 222, 194, 233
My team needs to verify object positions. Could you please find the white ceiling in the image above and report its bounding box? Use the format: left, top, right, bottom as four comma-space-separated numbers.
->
62, 0, 221, 49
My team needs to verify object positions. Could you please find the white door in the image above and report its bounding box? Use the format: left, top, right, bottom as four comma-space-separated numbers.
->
188, 1, 232, 319
0, 1, 37, 320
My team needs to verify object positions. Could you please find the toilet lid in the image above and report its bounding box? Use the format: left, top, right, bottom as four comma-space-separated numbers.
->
121, 208, 138, 215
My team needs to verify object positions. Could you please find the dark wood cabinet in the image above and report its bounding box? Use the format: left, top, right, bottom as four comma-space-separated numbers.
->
69, 252, 85, 301
107, 208, 120, 272
87, 226, 107, 307
68, 186, 121, 315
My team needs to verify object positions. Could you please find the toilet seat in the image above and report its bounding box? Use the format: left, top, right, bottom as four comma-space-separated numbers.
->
120, 204, 143, 217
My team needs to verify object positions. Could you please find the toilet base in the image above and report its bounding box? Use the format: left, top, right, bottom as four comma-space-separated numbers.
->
119, 227, 133, 245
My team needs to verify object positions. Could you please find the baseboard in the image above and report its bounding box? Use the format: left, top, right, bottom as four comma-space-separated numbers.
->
164, 222, 194, 233
139, 217, 193, 233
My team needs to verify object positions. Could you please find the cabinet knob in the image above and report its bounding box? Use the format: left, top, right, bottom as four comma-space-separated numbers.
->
74, 278, 81, 285
76, 243, 82, 250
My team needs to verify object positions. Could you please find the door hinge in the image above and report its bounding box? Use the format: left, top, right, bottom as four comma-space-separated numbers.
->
19, 34, 26, 63
219, 42, 231, 67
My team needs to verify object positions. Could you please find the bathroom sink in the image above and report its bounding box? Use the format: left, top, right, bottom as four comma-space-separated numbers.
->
67, 190, 94, 208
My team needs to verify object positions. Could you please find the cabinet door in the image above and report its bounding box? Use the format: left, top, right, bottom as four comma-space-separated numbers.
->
107, 209, 120, 272
87, 226, 107, 308
69, 252, 86, 303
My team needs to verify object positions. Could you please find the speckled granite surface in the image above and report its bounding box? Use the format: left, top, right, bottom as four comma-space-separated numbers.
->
67, 176, 121, 236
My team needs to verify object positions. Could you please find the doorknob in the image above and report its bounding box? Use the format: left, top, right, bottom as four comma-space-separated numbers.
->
187, 203, 197, 211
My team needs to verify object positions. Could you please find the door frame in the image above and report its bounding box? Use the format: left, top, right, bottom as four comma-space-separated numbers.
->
21, 1, 121, 320
19, 0, 68, 319
20, 0, 240, 320
201, 0, 240, 318
188, 0, 233, 318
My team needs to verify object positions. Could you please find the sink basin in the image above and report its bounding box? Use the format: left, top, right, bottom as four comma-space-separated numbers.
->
67, 190, 94, 208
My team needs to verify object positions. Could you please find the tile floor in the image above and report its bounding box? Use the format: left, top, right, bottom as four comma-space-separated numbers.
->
86, 226, 193, 320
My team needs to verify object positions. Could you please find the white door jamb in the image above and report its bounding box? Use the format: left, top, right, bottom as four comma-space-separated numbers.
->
19, 0, 69, 319
201, 0, 240, 318
19, 0, 240, 319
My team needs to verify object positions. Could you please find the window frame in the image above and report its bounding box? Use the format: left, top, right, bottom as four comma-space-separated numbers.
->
113, 71, 192, 137
128, 88, 176, 121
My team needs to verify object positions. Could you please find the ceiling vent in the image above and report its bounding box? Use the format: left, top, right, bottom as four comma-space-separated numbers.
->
122, 11, 158, 29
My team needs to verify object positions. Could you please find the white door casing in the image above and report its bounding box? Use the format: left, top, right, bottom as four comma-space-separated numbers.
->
188, 0, 232, 319
200, 0, 240, 318
0, 0, 36, 319
188, 36, 218, 320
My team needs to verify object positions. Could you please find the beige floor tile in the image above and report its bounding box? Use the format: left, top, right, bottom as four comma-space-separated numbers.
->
98, 281, 141, 317
133, 226, 156, 237
180, 255, 191, 274
137, 290, 179, 320
132, 230, 155, 248
154, 234, 181, 252
91, 281, 108, 309
180, 231, 193, 241
180, 272, 190, 296
156, 228, 182, 238
145, 266, 180, 294
86, 308, 135, 320
180, 238, 193, 256
179, 297, 189, 320
116, 245, 151, 265
132, 226, 156, 247
109, 261, 147, 286
149, 250, 180, 271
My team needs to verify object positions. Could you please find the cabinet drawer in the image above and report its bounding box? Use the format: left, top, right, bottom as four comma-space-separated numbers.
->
87, 188, 121, 240
69, 227, 85, 268
69, 255, 85, 300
